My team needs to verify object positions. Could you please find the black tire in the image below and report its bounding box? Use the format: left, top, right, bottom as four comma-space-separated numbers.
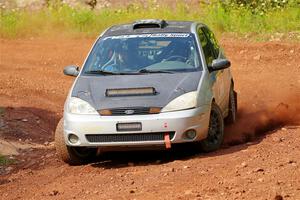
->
54, 118, 96, 165
225, 85, 237, 124
200, 102, 224, 152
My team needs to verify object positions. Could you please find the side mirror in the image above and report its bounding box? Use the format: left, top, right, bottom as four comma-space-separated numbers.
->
209, 59, 231, 72
63, 65, 79, 77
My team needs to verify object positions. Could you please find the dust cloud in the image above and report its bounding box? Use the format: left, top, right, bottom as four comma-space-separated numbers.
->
224, 95, 300, 145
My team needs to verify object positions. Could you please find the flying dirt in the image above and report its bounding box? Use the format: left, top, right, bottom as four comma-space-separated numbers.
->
225, 95, 300, 145
0, 37, 299, 199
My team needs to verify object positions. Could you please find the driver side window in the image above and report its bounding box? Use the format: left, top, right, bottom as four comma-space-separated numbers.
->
198, 28, 214, 66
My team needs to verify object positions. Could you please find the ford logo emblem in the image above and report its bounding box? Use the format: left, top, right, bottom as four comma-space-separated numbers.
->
124, 110, 135, 115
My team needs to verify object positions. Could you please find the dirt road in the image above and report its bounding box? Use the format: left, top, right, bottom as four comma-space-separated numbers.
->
0, 37, 299, 199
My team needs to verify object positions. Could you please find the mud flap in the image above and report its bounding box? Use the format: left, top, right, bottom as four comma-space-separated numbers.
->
164, 133, 171, 149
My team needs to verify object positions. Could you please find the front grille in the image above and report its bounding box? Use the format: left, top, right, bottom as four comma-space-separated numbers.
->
111, 107, 150, 115
86, 132, 175, 143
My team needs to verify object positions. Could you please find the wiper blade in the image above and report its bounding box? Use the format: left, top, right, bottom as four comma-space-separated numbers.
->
85, 70, 119, 75
85, 70, 137, 75
138, 69, 174, 74
85, 69, 173, 75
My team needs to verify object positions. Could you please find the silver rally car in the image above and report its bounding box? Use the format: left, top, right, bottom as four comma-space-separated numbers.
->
55, 19, 237, 164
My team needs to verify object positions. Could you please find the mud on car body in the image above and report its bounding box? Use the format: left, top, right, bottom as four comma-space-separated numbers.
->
55, 19, 237, 164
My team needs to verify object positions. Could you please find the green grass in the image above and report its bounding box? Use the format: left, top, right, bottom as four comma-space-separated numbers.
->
0, 2, 299, 39
0, 155, 14, 166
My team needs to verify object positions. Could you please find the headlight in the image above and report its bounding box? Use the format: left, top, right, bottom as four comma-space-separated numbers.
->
67, 97, 98, 114
161, 91, 198, 113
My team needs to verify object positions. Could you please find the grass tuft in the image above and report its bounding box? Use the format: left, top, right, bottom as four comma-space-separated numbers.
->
0, 155, 14, 166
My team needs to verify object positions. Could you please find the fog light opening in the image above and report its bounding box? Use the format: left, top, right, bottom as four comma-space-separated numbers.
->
185, 129, 196, 140
68, 134, 79, 144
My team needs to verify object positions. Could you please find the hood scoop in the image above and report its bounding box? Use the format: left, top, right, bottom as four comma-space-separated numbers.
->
106, 87, 157, 97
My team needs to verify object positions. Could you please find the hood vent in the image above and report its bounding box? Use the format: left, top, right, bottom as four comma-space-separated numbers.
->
106, 87, 157, 97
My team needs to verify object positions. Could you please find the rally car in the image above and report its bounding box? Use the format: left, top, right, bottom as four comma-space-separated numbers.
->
55, 19, 237, 164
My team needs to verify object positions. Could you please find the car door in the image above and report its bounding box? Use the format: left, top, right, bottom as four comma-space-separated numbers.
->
201, 27, 229, 112
197, 27, 222, 107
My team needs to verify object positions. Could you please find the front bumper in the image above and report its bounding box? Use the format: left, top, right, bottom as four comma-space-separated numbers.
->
63, 106, 210, 148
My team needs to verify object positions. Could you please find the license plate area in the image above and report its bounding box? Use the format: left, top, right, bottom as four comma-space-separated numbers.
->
116, 122, 142, 132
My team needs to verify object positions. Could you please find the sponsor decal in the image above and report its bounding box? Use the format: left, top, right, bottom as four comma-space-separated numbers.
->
105, 33, 190, 40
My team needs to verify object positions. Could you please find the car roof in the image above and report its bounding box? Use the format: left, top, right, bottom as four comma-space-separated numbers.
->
102, 20, 201, 37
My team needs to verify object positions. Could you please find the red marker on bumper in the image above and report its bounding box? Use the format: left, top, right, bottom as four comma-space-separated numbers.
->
164, 133, 171, 149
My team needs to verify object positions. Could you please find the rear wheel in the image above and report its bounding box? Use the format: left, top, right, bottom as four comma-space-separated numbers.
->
55, 118, 96, 165
200, 102, 224, 152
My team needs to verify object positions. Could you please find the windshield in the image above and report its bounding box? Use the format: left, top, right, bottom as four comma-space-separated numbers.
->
83, 33, 202, 74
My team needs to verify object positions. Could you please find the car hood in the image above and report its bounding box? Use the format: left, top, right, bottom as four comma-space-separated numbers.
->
71, 71, 202, 110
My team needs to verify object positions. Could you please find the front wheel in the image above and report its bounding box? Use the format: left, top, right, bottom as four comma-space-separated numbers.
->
55, 118, 96, 165
200, 102, 224, 152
